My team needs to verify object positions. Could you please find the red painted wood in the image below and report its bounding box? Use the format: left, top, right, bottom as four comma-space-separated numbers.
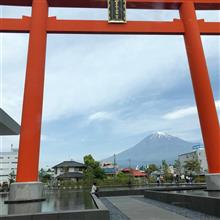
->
1, 18, 219, 35
180, 2, 220, 173
0, 0, 219, 10
16, 0, 48, 182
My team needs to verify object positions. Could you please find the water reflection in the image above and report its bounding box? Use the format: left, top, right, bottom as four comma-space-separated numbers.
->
170, 190, 220, 198
42, 189, 96, 212
0, 189, 96, 216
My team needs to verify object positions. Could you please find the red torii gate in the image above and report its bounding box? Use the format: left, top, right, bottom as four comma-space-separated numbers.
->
0, 0, 219, 182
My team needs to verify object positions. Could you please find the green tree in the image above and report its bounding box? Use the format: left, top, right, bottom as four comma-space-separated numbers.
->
174, 160, 181, 175
8, 170, 16, 184
162, 160, 169, 176
162, 160, 173, 182
146, 164, 158, 176
39, 168, 52, 183
184, 155, 201, 175
39, 168, 45, 181
83, 154, 105, 180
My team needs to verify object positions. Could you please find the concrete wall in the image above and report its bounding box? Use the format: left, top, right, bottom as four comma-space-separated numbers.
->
98, 185, 206, 197
0, 209, 109, 220
144, 190, 220, 217
99, 189, 145, 197
55, 167, 83, 176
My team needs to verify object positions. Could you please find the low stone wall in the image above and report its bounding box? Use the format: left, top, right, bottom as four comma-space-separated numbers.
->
0, 194, 110, 220
144, 190, 220, 217
149, 185, 206, 191
99, 189, 145, 197
98, 185, 206, 197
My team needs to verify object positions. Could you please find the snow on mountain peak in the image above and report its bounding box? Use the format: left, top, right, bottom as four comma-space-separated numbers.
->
150, 131, 171, 139
156, 131, 167, 136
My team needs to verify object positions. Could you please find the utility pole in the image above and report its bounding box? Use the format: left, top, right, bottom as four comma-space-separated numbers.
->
128, 159, 131, 187
113, 154, 116, 179
129, 159, 131, 170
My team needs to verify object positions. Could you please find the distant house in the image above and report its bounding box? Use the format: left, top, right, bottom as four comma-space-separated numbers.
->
122, 168, 146, 178
101, 162, 119, 176
150, 170, 164, 177
53, 161, 86, 182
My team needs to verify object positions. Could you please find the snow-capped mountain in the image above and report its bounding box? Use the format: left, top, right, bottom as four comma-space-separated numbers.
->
103, 132, 195, 167
149, 131, 173, 139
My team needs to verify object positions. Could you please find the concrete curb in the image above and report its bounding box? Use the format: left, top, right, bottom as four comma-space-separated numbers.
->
144, 190, 220, 217
98, 185, 207, 197
0, 194, 110, 220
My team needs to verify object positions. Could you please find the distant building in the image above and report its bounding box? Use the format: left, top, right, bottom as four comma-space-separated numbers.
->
150, 170, 164, 177
0, 148, 18, 183
53, 161, 86, 182
44, 168, 55, 177
122, 168, 146, 178
101, 162, 119, 176
168, 165, 175, 175
178, 147, 208, 174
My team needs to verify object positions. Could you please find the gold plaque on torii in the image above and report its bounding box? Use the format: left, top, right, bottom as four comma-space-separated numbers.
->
108, 0, 126, 23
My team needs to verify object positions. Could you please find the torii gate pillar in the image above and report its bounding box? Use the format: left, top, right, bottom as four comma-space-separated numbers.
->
180, 2, 220, 193
8, 0, 48, 208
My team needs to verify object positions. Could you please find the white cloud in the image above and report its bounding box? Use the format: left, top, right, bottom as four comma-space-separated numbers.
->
41, 34, 189, 122
163, 100, 220, 120
88, 111, 113, 122
1, 7, 219, 125
163, 106, 197, 120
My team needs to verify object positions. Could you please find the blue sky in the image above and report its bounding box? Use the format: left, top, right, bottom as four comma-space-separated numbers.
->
0, 6, 219, 168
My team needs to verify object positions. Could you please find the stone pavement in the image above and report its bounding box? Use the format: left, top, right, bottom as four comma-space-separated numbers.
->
106, 196, 191, 220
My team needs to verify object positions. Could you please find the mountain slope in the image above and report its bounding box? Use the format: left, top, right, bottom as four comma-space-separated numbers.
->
103, 132, 195, 167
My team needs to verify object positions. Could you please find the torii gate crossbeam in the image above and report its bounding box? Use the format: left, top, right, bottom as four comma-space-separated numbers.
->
0, 0, 219, 184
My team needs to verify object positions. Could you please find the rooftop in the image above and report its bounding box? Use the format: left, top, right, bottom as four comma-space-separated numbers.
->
0, 108, 20, 135
122, 168, 146, 177
53, 161, 86, 169
178, 148, 205, 157
0, 149, 18, 156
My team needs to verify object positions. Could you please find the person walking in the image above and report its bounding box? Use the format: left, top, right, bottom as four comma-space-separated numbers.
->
156, 176, 160, 186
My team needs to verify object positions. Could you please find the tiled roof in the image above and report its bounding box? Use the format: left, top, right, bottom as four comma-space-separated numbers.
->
122, 168, 146, 177
131, 170, 146, 177
53, 161, 86, 169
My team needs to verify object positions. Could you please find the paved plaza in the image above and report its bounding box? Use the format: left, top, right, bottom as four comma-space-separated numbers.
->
101, 196, 220, 220
106, 196, 189, 220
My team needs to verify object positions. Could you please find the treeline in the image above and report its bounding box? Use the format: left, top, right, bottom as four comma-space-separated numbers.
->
39, 154, 205, 188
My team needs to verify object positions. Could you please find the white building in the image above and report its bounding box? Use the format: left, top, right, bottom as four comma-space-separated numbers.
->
168, 165, 175, 174
0, 148, 18, 183
52, 161, 86, 182
178, 147, 208, 174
